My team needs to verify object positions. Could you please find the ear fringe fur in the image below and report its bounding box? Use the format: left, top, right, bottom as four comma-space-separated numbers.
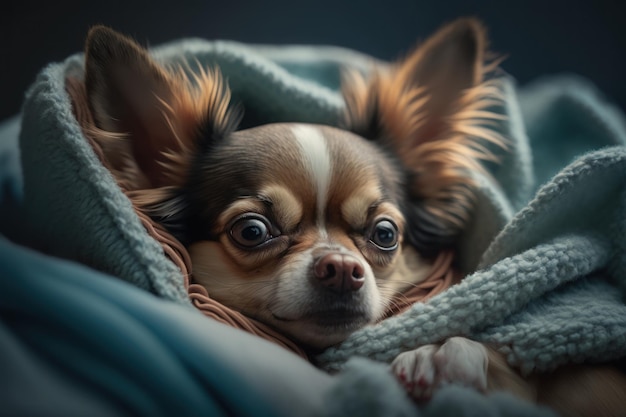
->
413, 75, 507, 230
85, 61, 240, 208
341, 58, 507, 243
156, 61, 242, 186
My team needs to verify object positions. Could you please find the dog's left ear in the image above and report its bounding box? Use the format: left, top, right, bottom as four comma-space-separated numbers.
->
342, 18, 503, 254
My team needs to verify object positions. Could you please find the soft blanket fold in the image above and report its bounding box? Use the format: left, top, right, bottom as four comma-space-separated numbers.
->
10, 35, 626, 415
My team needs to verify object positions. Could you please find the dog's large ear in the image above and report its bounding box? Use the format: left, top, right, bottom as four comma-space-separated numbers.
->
342, 18, 504, 254
84, 25, 240, 189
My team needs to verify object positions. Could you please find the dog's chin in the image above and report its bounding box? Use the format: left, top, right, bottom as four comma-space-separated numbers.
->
268, 310, 373, 349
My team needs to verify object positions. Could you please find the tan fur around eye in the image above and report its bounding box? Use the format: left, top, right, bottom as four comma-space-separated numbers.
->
340, 187, 383, 230
260, 185, 303, 232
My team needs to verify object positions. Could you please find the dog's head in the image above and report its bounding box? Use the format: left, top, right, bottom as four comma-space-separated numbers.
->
83, 19, 503, 348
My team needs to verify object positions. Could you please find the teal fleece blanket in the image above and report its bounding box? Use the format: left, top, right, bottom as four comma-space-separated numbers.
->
2, 37, 625, 416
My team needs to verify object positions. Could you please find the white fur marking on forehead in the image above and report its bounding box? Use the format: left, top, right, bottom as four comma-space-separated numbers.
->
291, 124, 332, 234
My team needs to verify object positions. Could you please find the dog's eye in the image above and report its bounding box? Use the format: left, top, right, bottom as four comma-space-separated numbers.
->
370, 219, 398, 250
230, 215, 272, 248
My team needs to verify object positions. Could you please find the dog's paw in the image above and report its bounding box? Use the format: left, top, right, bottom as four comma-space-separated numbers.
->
390, 337, 488, 401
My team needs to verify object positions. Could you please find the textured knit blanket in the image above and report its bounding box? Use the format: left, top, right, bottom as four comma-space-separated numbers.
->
319, 75, 626, 372
11, 37, 626, 416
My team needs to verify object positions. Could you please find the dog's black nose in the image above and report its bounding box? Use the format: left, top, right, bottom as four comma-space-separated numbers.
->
313, 253, 365, 293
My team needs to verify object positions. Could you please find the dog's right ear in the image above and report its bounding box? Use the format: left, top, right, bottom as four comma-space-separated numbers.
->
84, 25, 240, 189
341, 18, 504, 255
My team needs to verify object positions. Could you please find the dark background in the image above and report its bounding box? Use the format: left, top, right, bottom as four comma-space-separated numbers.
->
1, 0, 625, 121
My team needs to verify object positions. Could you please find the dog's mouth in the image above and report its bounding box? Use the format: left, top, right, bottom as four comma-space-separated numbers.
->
272, 307, 371, 331
263, 277, 380, 348
270, 309, 370, 348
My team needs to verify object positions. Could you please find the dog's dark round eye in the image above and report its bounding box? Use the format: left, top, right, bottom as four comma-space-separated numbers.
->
230, 216, 272, 248
370, 219, 398, 250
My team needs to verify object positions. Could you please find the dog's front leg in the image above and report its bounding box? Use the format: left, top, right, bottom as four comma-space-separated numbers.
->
390, 336, 489, 401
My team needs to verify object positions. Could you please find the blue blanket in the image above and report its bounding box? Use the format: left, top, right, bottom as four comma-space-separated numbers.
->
2, 37, 625, 416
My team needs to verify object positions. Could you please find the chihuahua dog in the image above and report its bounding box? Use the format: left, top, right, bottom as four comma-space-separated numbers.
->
81, 20, 625, 416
